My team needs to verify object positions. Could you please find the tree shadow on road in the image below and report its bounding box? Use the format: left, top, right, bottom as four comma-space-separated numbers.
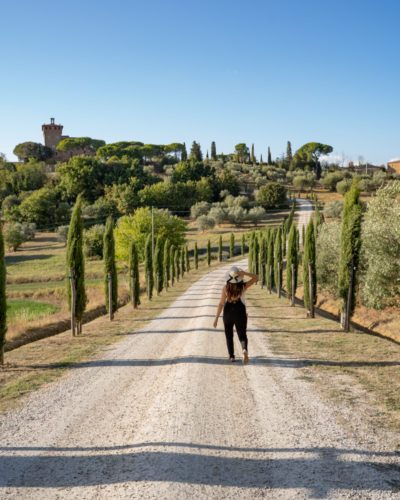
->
0, 443, 398, 496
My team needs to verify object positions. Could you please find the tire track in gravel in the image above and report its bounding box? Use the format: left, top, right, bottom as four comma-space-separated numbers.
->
0, 260, 399, 499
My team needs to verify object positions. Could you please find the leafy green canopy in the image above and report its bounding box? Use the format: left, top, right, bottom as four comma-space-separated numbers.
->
115, 207, 186, 262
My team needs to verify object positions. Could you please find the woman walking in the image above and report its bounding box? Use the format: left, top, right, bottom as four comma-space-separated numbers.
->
213, 267, 258, 363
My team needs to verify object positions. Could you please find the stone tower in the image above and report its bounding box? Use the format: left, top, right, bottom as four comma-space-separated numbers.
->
42, 118, 64, 151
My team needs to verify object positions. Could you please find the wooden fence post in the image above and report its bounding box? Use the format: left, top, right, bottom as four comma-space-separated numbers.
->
108, 272, 113, 320
165, 268, 168, 291
308, 263, 314, 318
260, 265, 264, 289
69, 267, 76, 336
147, 272, 151, 300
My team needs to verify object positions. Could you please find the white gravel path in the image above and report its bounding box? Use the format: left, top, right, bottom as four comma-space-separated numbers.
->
0, 262, 399, 497
295, 197, 313, 241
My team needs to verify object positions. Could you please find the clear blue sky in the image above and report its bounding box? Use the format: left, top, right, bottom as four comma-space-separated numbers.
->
1, 0, 399, 165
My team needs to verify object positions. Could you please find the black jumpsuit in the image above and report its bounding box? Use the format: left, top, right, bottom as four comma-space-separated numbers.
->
223, 296, 248, 358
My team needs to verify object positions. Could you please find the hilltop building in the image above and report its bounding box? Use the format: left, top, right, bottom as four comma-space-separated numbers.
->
387, 159, 400, 174
42, 117, 69, 151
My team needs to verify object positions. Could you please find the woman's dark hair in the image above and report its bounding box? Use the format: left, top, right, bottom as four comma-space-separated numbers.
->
226, 282, 244, 302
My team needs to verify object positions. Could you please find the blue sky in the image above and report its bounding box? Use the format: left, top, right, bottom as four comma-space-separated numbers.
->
1, 0, 399, 164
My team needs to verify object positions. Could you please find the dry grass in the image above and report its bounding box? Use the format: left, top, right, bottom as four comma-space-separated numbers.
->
246, 284, 400, 434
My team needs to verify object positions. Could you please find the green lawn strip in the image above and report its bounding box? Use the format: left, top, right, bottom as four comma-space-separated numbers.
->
246, 284, 400, 434
0, 257, 241, 415
7, 300, 59, 323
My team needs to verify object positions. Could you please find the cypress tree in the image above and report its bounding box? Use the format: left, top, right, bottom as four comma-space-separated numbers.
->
338, 178, 362, 329
286, 141, 293, 163
164, 239, 170, 287
281, 225, 287, 257
218, 235, 223, 262
145, 233, 154, 298
185, 245, 190, 272
268, 146, 272, 165
302, 224, 305, 247
181, 246, 185, 276
303, 219, 316, 313
260, 234, 267, 287
66, 195, 86, 334
315, 203, 322, 227
254, 234, 260, 275
274, 228, 282, 292
170, 244, 175, 285
248, 234, 253, 270
189, 141, 203, 161
207, 239, 211, 266
230, 233, 235, 258
175, 247, 180, 280
181, 142, 187, 161
287, 224, 298, 306
251, 144, 255, 163
194, 242, 199, 269
211, 141, 217, 160
285, 200, 295, 233
154, 238, 163, 294
104, 216, 118, 313
129, 240, 140, 307
241, 233, 245, 255
260, 154, 263, 165
0, 223, 6, 365
267, 228, 275, 291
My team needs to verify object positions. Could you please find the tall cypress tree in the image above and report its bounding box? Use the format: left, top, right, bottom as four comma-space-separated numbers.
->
274, 228, 282, 292
207, 239, 211, 266
194, 242, 199, 269
218, 235, 223, 262
251, 144, 255, 163
303, 219, 316, 313
145, 233, 154, 298
254, 234, 260, 275
285, 200, 296, 233
189, 141, 203, 161
248, 233, 253, 271
175, 247, 180, 280
260, 234, 267, 286
241, 233, 245, 255
181, 142, 187, 161
338, 178, 362, 329
181, 246, 185, 276
129, 240, 140, 307
302, 224, 305, 247
287, 225, 298, 306
281, 225, 287, 257
104, 216, 118, 313
268, 146, 272, 165
169, 244, 175, 285
67, 195, 86, 333
154, 238, 163, 293
267, 228, 275, 291
211, 141, 217, 160
164, 239, 170, 287
185, 245, 190, 272
260, 154, 263, 165
286, 141, 293, 163
0, 223, 6, 365
230, 233, 235, 258
315, 203, 322, 227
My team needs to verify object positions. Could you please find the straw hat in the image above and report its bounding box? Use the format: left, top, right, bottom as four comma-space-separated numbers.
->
225, 266, 243, 283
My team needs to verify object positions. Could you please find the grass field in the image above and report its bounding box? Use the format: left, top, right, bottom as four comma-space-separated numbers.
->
246, 284, 400, 436
7, 300, 59, 323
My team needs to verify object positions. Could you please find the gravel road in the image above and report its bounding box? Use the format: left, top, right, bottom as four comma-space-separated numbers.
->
0, 200, 398, 498
1, 255, 399, 499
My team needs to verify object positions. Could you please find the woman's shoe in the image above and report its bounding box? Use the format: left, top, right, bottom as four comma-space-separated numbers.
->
229, 356, 235, 362
242, 349, 248, 364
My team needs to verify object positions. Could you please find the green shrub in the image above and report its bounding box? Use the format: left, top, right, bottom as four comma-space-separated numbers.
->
84, 224, 105, 258
256, 183, 286, 209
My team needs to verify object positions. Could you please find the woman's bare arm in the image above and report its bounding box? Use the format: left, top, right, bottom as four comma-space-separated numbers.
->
213, 285, 227, 328
240, 270, 258, 291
